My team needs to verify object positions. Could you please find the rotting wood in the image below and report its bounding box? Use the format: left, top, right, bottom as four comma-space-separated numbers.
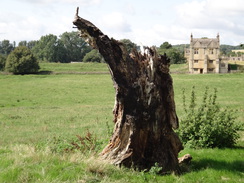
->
73, 7, 184, 173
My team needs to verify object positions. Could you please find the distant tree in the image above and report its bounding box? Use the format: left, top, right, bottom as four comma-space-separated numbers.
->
158, 42, 186, 64
0, 54, 6, 71
27, 40, 38, 50
119, 39, 138, 53
5, 46, 39, 74
0, 40, 14, 55
18, 41, 28, 47
166, 49, 186, 64
173, 44, 189, 53
160, 42, 172, 49
32, 34, 61, 62
59, 31, 91, 62
220, 44, 243, 56
83, 49, 104, 62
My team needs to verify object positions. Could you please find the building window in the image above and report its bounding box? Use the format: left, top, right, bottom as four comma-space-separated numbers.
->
194, 49, 199, 54
221, 63, 225, 67
194, 68, 198, 72
194, 60, 198, 63
209, 60, 213, 64
208, 68, 214, 72
209, 49, 214, 54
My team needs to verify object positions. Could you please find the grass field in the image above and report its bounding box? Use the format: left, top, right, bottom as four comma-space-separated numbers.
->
0, 63, 243, 182
39, 62, 110, 73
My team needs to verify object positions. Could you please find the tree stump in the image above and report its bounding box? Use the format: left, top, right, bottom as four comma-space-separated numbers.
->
73, 7, 183, 173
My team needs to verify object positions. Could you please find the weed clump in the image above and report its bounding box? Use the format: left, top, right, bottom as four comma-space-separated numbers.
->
48, 130, 103, 154
178, 86, 242, 148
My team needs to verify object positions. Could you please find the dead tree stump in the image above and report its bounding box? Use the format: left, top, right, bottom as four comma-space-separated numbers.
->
73, 7, 183, 173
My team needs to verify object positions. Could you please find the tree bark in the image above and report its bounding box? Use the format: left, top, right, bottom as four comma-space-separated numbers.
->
73, 7, 183, 173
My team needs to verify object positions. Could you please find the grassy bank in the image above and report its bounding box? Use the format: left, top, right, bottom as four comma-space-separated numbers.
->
0, 63, 243, 182
39, 62, 110, 73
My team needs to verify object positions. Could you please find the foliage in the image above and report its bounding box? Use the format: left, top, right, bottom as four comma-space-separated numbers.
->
59, 31, 92, 62
120, 39, 138, 53
18, 40, 28, 47
158, 42, 186, 64
83, 49, 104, 62
0, 40, 14, 55
160, 42, 172, 49
172, 44, 189, 53
220, 44, 243, 55
5, 46, 39, 74
32, 34, 62, 62
149, 163, 163, 175
178, 86, 241, 148
0, 54, 6, 71
31, 32, 92, 63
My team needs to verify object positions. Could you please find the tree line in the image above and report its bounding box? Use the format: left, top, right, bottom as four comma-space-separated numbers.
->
0, 32, 192, 74
0, 31, 187, 62
0, 32, 92, 63
1, 32, 243, 66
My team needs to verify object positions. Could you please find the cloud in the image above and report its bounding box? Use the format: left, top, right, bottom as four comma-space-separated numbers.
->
129, 24, 190, 47
22, 0, 101, 5
176, 0, 244, 29
100, 12, 131, 33
124, 3, 136, 15
175, 0, 244, 45
0, 15, 44, 42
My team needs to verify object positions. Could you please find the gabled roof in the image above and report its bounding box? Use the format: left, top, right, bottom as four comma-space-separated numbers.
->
191, 38, 219, 48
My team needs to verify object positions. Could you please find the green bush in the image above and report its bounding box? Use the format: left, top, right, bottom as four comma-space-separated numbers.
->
5, 46, 39, 74
83, 49, 104, 63
177, 86, 241, 148
0, 54, 6, 71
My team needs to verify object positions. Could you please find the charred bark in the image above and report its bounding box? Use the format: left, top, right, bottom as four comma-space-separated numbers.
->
73, 7, 183, 173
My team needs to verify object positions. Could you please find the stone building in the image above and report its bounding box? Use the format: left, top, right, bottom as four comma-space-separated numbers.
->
185, 34, 228, 74
229, 49, 244, 62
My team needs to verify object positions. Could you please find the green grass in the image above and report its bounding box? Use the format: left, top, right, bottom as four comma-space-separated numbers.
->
39, 62, 189, 74
0, 145, 243, 183
0, 74, 114, 145
170, 63, 188, 73
172, 73, 244, 123
0, 63, 243, 182
39, 62, 109, 73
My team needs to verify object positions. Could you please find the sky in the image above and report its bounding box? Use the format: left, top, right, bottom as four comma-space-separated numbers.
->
0, 0, 243, 46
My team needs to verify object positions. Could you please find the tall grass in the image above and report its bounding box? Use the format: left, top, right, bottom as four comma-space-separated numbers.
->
0, 63, 243, 182
0, 144, 243, 182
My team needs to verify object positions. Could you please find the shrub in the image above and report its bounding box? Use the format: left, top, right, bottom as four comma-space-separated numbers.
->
5, 46, 39, 74
83, 49, 104, 63
0, 54, 6, 71
177, 86, 241, 148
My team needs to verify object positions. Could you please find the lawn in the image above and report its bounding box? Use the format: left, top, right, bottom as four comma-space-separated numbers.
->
0, 63, 243, 182
39, 62, 110, 73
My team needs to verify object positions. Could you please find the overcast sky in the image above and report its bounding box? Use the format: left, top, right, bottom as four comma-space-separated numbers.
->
0, 0, 243, 46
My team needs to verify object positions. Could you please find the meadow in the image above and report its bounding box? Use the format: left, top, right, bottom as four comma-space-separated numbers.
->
0, 63, 243, 182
